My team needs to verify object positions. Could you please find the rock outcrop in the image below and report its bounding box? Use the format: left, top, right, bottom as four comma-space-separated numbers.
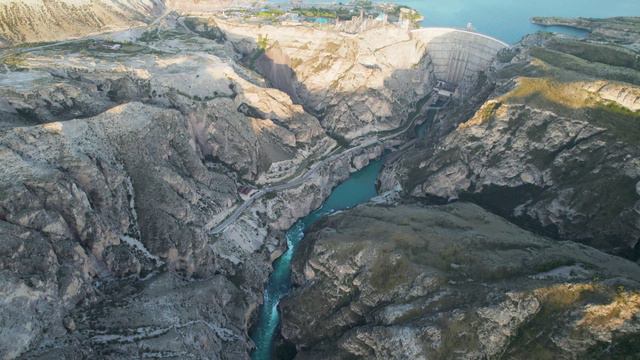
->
0, 0, 265, 47
279, 17, 640, 360
0, 10, 394, 360
531, 16, 640, 51
0, 0, 165, 46
281, 203, 640, 359
218, 21, 437, 140
0, 94, 381, 358
1, 101, 244, 358
382, 31, 640, 257
3, 4, 639, 360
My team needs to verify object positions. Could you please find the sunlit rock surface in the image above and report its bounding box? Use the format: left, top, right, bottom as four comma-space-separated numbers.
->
281, 203, 640, 359
1, 2, 638, 358
0, 0, 164, 46
382, 30, 640, 256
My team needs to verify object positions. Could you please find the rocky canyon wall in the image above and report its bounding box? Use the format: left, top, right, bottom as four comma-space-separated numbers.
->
0, 0, 165, 46
380, 31, 640, 258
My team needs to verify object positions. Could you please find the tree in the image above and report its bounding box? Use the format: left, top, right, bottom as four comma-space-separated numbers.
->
257, 34, 269, 50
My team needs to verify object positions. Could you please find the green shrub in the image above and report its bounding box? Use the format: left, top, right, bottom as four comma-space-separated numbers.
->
257, 34, 269, 51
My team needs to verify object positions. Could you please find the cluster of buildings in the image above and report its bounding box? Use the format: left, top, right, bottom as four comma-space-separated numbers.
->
220, 1, 423, 34
335, 6, 420, 33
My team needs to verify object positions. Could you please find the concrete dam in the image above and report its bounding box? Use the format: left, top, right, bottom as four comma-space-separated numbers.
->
412, 28, 508, 87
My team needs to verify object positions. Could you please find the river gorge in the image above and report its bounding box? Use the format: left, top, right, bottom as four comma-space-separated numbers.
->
0, 1, 639, 359
248, 2, 640, 358
250, 159, 384, 360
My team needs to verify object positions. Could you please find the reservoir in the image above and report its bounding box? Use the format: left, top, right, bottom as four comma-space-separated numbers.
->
269, 0, 640, 44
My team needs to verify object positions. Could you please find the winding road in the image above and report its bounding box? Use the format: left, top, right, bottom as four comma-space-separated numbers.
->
206, 137, 380, 234
206, 99, 447, 235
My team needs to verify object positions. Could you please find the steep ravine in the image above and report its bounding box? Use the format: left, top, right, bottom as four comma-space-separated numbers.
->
7, 4, 636, 360
250, 159, 384, 360
277, 18, 640, 360
0, 10, 448, 359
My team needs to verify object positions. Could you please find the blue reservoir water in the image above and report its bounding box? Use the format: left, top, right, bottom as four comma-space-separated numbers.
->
250, 159, 384, 360
398, 0, 639, 43
269, 0, 640, 44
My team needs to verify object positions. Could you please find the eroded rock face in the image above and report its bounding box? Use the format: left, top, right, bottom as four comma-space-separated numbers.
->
0, 14, 392, 359
4, 5, 638, 360
0, 98, 382, 358
24, 273, 252, 359
281, 203, 640, 359
399, 103, 639, 252
0, 102, 238, 357
0, 0, 165, 46
217, 21, 437, 140
382, 32, 640, 256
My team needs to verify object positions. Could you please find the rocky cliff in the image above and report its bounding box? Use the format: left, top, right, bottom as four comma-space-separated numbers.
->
0, 0, 165, 46
217, 21, 437, 140
277, 18, 640, 360
0, 0, 265, 47
3, 4, 639, 360
281, 203, 640, 359
381, 30, 640, 258
0, 10, 404, 360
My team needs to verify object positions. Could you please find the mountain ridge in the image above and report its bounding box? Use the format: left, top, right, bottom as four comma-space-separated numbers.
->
0, 0, 165, 46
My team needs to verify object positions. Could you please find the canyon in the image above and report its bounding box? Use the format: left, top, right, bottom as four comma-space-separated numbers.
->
0, 1, 639, 359
282, 17, 640, 360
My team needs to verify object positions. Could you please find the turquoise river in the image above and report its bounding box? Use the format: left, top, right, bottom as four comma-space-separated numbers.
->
250, 160, 384, 359
252, 1, 640, 359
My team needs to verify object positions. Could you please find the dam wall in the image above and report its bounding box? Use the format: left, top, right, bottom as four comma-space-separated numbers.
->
412, 28, 508, 87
